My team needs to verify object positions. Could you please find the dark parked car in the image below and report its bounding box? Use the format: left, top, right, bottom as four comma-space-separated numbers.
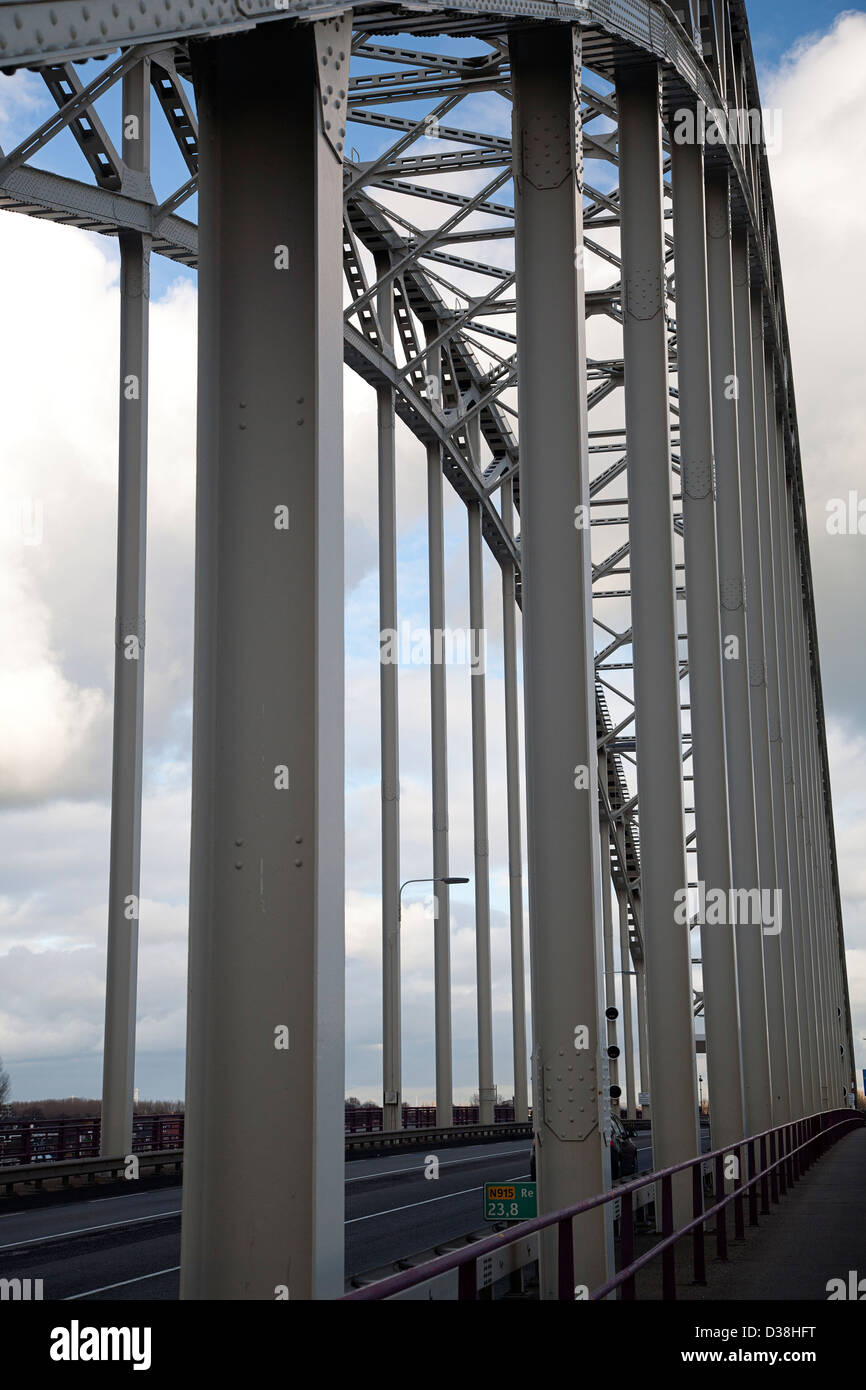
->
528, 1116, 638, 1182
609, 1114, 638, 1179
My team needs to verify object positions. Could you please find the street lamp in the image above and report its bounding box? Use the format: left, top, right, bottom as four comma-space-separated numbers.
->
398, 875, 470, 924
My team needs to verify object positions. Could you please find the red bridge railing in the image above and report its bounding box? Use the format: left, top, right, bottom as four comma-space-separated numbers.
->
0, 1102, 526, 1165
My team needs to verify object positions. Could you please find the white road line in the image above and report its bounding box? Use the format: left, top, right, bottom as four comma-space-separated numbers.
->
346, 1147, 528, 1183
0, 1190, 182, 1220
346, 1174, 531, 1224
1, 1152, 533, 1249
0, 1209, 182, 1253
64, 1266, 181, 1300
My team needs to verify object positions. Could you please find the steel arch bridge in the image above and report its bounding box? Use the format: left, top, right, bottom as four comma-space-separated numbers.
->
0, 0, 854, 1299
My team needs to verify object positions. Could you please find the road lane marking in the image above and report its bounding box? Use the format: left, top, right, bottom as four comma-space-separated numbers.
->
0, 1209, 182, 1252
65, 1266, 181, 1300
346, 1147, 529, 1183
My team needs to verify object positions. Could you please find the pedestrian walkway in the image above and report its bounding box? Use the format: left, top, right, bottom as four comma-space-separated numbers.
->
677, 1126, 866, 1301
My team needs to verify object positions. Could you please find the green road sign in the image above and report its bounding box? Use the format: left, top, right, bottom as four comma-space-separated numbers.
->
483, 1180, 537, 1222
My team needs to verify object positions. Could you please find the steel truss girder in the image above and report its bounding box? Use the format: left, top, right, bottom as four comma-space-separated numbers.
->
0, 0, 848, 1106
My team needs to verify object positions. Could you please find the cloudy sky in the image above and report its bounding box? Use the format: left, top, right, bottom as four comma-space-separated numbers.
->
0, 1, 863, 1108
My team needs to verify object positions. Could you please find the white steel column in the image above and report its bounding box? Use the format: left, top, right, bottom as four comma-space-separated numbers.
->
181, 23, 346, 1300
511, 23, 611, 1296
101, 56, 151, 1158
732, 232, 789, 1124
783, 511, 834, 1106
669, 129, 744, 1154
376, 252, 402, 1134
635, 952, 651, 1104
704, 173, 772, 1135
774, 423, 819, 1112
795, 619, 839, 1106
501, 479, 528, 1122
617, 888, 636, 1121
599, 771, 620, 1103
618, 66, 699, 1210
468, 501, 495, 1123
757, 336, 802, 1118
425, 328, 453, 1127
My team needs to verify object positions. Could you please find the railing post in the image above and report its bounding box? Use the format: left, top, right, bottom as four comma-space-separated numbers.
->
458, 1258, 477, 1301
558, 1217, 576, 1301
769, 1130, 779, 1204
692, 1164, 707, 1285
661, 1174, 676, 1299
714, 1153, 728, 1259
621, 1190, 637, 1300
759, 1135, 770, 1214
747, 1139, 758, 1226
778, 1127, 787, 1196
733, 1144, 745, 1239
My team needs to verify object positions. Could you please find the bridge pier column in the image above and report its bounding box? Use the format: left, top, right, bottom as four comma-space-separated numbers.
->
773, 425, 820, 1114
511, 22, 612, 1297
668, 129, 744, 1155
600, 758, 620, 1104
101, 57, 151, 1159
617, 65, 699, 1221
181, 22, 346, 1300
704, 173, 772, 1137
635, 950, 651, 1106
732, 232, 789, 1126
468, 500, 495, 1124
500, 480, 528, 1123
425, 323, 453, 1128
617, 888, 636, 1121
376, 251, 402, 1136
755, 331, 801, 1121
799, 608, 832, 1108
789, 500, 828, 1106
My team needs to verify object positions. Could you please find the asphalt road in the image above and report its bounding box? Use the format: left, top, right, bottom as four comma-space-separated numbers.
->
0, 1130, 670, 1301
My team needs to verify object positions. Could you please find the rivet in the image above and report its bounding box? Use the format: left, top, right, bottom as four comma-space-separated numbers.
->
294, 859, 303, 867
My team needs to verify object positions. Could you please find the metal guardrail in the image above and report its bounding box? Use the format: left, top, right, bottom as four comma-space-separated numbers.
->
345, 1121, 533, 1157
0, 1149, 183, 1196
342, 1108, 865, 1300
0, 1120, 529, 1192
0, 1111, 534, 1169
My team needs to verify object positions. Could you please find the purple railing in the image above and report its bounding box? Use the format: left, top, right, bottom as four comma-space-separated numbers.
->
342, 1107, 864, 1300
